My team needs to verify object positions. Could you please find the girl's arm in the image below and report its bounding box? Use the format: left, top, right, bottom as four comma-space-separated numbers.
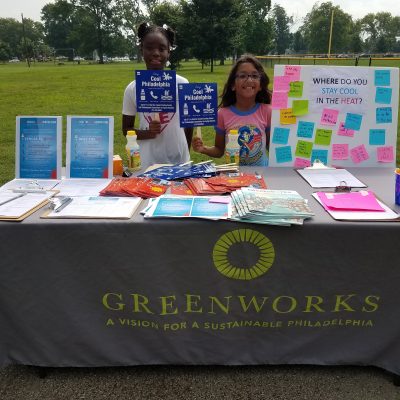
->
122, 114, 161, 139
192, 133, 225, 158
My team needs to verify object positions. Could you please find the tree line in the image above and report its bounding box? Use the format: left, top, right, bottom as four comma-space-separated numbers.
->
1, 0, 399, 67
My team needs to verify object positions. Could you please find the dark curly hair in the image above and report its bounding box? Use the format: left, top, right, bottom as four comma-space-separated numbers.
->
137, 22, 176, 51
220, 54, 271, 107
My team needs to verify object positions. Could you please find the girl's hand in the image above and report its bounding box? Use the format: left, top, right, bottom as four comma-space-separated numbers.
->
192, 136, 205, 153
147, 120, 161, 138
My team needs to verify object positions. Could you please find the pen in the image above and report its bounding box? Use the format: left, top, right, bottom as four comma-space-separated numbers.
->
13, 188, 47, 194
0, 193, 26, 206
54, 197, 73, 213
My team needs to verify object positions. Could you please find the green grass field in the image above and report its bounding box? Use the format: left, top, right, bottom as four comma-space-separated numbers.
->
0, 59, 399, 185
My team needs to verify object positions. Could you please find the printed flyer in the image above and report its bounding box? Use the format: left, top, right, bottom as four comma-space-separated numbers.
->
269, 65, 399, 167
16, 116, 62, 179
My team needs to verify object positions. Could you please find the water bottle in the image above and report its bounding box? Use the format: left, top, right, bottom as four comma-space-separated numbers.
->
126, 130, 141, 171
225, 129, 240, 164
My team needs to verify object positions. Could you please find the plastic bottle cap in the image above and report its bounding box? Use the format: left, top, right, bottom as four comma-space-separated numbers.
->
229, 129, 238, 135
127, 130, 137, 136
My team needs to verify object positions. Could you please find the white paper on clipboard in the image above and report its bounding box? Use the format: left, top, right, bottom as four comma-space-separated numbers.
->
297, 168, 367, 188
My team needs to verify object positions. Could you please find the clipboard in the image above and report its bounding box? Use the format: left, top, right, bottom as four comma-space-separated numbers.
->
296, 165, 367, 189
41, 196, 142, 219
312, 191, 400, 222
0, 191, 58, 221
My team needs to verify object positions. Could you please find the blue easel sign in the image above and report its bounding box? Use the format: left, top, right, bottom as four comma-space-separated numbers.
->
16, 116, 62, 179
135, 70, 176, 112
66, 116, 114, 178
178, 83, 218, 127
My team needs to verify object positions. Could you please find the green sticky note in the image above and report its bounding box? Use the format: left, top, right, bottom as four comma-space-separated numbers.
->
295, 140, 313, 158
315, 128, 333, 146
292, 100, 309, 116
288, 81, 304, 97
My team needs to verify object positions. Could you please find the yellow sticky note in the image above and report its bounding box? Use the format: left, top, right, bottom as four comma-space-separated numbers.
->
280, 108, 297, 125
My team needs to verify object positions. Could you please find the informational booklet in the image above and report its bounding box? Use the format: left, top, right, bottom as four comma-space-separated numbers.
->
66, 116, 114, 179
297, 168, 366, 188
16, 116, 62, 179
230, 188, 313, 226
230, 202, 303, 226
144, 195, 231, 220
42, 196, 142, 219
239, 188, 314, 218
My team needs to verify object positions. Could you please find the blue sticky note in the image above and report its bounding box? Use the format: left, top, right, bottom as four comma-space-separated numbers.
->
297, 121, 315, 138
369, 129, 385, 145
311, 149, 328, 165
272, 127, 290, 144
376, 107, 392, 124
344, 113, 363, 131
374, 70, 390, 86
275, 146, 293, 163
375, 87, 392, 104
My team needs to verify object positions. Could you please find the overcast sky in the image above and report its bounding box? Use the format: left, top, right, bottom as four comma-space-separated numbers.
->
0, 0, 399, 24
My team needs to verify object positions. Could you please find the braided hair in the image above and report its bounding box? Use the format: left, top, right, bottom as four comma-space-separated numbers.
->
137, 22, 176, 51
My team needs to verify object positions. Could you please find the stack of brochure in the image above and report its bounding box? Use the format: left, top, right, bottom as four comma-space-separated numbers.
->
140, 163, 217, 180
168, 173, 267, 196
185, 173, 267, 195
100, 177, 169, 198
230, 188, 314, 226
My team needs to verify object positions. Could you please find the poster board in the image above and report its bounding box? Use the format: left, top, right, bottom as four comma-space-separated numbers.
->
66, 116, 114, 178
269, 65, 399, 167
16, 116, 62, 179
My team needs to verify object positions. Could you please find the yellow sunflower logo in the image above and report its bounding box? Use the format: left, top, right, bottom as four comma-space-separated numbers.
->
212, 229, 275, 280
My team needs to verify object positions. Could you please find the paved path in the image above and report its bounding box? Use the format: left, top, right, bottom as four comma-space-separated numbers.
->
1, 365, 399, 399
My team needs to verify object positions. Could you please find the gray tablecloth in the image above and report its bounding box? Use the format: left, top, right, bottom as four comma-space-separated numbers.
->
1, 168, 400, 374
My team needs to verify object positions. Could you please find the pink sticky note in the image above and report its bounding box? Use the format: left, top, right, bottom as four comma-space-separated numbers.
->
273, 76, 291, 91
377, 146, 394, 163
320, 108, 339, 126
294, 157, 311, 168
209, 196, 231, 204
332, 144, 349, 160
337, 122, 355, 137
284, 65, 301, 81
350, 144, 369, 164
271, 91, 289, 109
